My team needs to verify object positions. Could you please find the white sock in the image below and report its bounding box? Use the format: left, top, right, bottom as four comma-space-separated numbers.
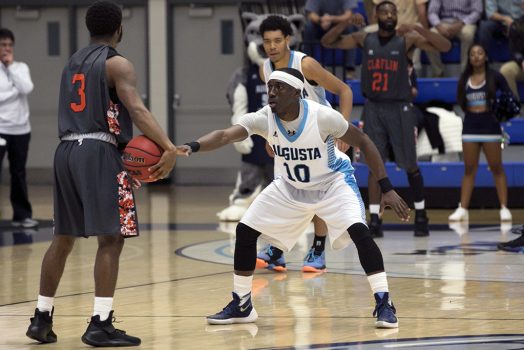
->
414, 200, 425, 210
369, 204, 380, 215
233, 274, 253, 299
367, 272, 389, 295
37, 295, 54, 313
93, 297, 113, 321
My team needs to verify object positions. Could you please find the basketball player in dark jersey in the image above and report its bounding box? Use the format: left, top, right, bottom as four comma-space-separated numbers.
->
322, 1, 451, 238
26, 1, 178, 347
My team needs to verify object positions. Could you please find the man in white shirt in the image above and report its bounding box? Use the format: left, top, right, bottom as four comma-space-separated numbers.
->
0, 28, 38, 228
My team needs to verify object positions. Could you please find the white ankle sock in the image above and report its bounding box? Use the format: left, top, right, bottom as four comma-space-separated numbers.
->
93, 297, 113, 321
369, 205, 380, 215
367, 272, 389, 294
37, 295, 54, 313
414, 200, 425, 210
233, 274, 253, 299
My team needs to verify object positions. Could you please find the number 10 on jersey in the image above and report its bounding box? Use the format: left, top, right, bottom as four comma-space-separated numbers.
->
283, 163, 310, 183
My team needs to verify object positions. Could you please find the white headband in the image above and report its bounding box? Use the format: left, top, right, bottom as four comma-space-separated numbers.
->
268, 70, 304, 91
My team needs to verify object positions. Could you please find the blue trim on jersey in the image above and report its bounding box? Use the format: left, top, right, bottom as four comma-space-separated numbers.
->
288, 51, 295, 68
274, 99, 308, 142
326, 136, 366, 220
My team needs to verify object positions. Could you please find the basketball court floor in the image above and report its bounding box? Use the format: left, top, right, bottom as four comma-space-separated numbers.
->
0, 184, 523, 349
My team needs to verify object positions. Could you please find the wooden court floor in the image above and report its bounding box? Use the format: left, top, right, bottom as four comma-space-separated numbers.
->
0, 184, 523, 349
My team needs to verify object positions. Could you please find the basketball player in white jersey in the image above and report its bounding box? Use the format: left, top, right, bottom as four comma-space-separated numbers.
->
257, 15, 355, 273
179, 68, 410, 329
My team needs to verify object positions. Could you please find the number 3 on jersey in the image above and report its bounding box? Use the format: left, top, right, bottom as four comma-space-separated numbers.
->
371, 72, 389, 92
283, 163, 310, 183
70, 73, 86, 112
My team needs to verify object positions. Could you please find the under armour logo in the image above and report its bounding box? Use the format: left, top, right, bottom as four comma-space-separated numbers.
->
287, 130, 296, 136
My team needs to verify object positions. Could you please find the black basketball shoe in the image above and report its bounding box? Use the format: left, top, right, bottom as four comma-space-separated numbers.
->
369, 214, 383, 238
81, 311, 141, 347
497, 234, 524, 253
414, 209, 429, 237
26, 308, 57, 343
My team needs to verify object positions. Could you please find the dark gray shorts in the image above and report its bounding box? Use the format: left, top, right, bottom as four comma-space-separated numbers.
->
362, 100, 418, 170
53, 139, 139, 237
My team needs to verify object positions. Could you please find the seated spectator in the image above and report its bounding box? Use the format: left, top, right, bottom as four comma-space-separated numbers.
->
426, 0, 483, 77
365, 0, 429, 71
500, 15, 524, 99
303, 0, 361, 78
476, 0, 524, 54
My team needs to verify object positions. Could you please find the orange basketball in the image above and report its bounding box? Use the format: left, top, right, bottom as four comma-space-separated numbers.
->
123, 135, 163, 182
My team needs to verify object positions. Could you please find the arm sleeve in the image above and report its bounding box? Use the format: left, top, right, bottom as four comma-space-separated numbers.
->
237, 105, 270, 139
317, 105, 349, 140
427, 0, 441, 26
8, 62, 33, 95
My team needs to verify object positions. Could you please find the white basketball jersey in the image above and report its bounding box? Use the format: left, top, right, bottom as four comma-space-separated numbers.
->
267, 99, 355, 190
263, 51, 331, 107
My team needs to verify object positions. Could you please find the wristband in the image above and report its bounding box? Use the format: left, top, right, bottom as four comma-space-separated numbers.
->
184, 141, 200, 153
378, 177, 393, 194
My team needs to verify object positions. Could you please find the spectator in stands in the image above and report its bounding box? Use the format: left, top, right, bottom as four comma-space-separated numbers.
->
500, 15, 524, 99
303, 0, 362, 78
449, 44, 512, 222
0, 28, 38, 228
476, 0, 524, 54
364, 0, 429, 72
426, 0, 483, 77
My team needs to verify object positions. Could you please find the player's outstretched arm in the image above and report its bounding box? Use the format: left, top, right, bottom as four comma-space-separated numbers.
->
107, 55, 177, 180
179, 125, 249, 156
340, 123, 410, 221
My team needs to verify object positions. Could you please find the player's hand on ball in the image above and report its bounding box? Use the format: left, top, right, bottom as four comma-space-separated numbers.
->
149, 148, 177, 181
131, 178, 142, 189
380, 190, 410, 222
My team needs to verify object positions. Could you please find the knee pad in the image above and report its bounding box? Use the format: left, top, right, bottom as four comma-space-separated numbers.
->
348, 223, 371, 242
234, 223, 261, 271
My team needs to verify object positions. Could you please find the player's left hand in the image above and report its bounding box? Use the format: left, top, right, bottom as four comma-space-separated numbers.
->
380, 190, 410, 222
350, 13, 366, 27
131, 178, 142, 189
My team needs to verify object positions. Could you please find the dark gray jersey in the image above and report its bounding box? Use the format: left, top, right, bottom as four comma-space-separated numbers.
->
58, 44, 132, 147
361, 33, 411, 102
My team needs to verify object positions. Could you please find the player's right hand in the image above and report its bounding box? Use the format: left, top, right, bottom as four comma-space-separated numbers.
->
380, 190, 410, 222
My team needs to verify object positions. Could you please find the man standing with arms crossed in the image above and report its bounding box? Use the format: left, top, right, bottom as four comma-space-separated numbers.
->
322, 1, 451, 237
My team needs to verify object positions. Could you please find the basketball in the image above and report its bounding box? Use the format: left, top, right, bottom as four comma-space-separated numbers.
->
122, 135, 163, 182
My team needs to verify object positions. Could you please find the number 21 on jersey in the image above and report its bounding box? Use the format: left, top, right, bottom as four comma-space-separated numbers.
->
70, 73, 86, 112
371, 72, 389, 92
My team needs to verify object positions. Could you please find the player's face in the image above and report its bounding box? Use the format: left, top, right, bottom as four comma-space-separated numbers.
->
262, 30, 290, 62
377, 4, 397, 32
267, 79, 299, 114
469, 45, 486, 68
